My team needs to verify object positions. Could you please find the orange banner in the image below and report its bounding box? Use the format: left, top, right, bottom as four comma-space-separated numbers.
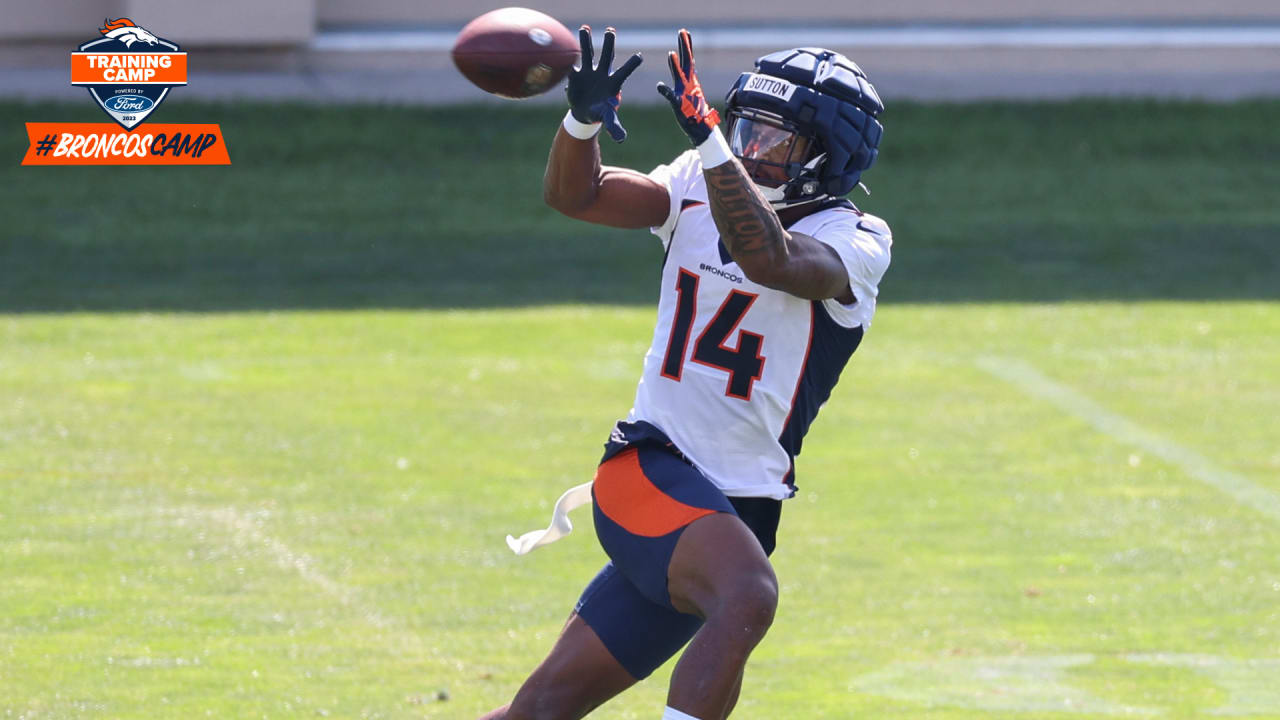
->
70, 52, 187, 85
21, 123, 230, 166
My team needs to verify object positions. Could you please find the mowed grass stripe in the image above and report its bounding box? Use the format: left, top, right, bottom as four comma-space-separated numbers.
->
976, 356, 1280, 523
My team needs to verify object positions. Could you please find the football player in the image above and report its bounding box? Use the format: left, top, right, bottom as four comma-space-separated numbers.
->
480, 26, 891, 720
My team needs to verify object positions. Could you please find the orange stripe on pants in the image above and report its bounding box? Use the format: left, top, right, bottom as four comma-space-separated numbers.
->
593, 448, 716, 538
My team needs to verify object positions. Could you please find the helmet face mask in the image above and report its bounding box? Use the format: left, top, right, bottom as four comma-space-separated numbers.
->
724, 49, 884, 205
728, 107, 826, 207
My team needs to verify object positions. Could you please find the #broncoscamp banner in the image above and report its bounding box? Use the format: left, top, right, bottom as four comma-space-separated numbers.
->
20, 17, 229, 167
21, 123, 230, 165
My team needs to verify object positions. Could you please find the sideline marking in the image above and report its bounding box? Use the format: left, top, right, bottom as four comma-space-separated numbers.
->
975, 356, 1280, 524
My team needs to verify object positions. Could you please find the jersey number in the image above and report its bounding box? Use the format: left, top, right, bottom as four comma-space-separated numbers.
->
660, 268, 766, 400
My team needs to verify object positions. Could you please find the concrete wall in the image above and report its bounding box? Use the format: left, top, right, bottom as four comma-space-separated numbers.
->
318, 0, 1280, 25
4, 0, 1276, 44
123, 0, 313, 45
0, 0, 118, 39
0, 0, 311, 44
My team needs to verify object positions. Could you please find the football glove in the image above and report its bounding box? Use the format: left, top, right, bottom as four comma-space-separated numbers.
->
565, 25, 643, 143
656, 29, 721, 146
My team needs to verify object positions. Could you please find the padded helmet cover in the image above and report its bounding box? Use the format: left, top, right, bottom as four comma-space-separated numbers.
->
725, 48, 884, 198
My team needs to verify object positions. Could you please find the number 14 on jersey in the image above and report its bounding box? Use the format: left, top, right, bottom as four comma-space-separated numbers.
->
660, 268, 766, 401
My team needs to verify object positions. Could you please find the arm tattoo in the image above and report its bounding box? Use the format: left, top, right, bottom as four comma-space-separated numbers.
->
704, 161, 787, 260
703, 160, 851, 301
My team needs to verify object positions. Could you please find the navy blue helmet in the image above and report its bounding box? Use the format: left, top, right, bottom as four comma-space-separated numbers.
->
724, 48, 884, 207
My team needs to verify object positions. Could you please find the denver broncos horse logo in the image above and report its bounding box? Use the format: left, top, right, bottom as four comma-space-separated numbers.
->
99, 18, 160, 48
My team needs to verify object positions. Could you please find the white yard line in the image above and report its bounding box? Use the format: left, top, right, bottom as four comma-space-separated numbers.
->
315, 25, 1280, 52
207, 507, 396, 629
850, 654, 1157, 715
975, 356, 1280, 524
144, 504, 476, 669
161, 505, 394, 629
851, 653, 1280, 714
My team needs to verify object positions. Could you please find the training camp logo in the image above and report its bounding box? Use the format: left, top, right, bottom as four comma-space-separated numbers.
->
21, 18, 229, 166
72, 18, 186, 130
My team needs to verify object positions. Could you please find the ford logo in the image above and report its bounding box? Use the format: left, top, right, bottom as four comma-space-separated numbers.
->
106, 95, 154, 112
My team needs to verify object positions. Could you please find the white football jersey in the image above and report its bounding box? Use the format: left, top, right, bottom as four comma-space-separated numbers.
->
623, 149, 892, 500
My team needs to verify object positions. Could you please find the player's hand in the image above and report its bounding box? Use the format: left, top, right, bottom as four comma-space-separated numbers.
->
565, 25, 643, 143
656, 29, 721, 146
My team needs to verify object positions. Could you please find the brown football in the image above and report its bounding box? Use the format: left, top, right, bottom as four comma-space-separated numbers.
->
452, 7, 579, 99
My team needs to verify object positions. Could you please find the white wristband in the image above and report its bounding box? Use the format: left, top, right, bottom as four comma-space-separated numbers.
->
562, 110, 602, 140
696, 127, 734, 169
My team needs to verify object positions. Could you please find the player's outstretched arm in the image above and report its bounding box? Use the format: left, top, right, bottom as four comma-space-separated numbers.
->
657, 29, 853, 302
544, 125, 670, 229
543, 25, 670, 229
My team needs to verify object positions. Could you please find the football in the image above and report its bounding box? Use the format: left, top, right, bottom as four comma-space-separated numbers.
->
452, 7, 579, 99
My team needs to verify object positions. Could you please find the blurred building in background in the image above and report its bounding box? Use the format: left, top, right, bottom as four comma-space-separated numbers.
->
2, 0, 1278, 102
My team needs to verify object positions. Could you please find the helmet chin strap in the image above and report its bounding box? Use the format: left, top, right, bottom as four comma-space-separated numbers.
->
756, 153, 828, 209
759, 184, 828, 210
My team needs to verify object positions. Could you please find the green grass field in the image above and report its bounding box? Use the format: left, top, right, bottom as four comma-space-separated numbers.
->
2, 99, 1279, 719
